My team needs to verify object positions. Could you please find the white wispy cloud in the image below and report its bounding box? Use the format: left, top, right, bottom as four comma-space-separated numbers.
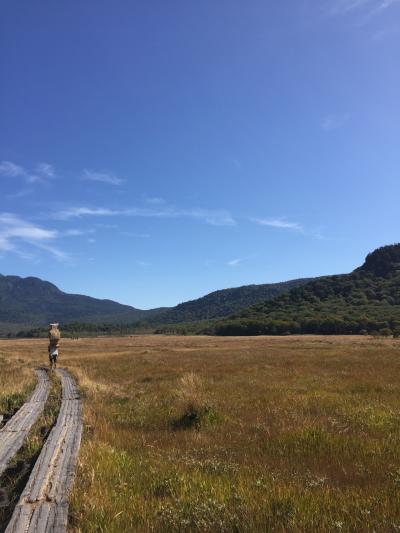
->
0, 161, 25, 178
330, 0, 371, 15
63, 228, 95, 237
82, 169, 125, 186
183, 208, 235, 226
121, 231, 151, 239
322, 113, 350, 131
251, 217, 324, 239
328, 0, 400, 19
251, 218, 305, 233
145, 197, 166, 205
53, 205, 236, 226
25, 174, 43, 184
57, 207, 118, 218
0, 160, 56, 185
0, 214, 57, 241
227, 258, 241, 267
0, 213, 66, 260
63, 229, 86, 237
371, 25, 399, 40
135, 260, 151, 267
36, 162, 56, 178
33, 242, 68, 261
7, 188, 34, 199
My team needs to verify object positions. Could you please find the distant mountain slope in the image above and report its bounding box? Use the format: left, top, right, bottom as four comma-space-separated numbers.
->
152, 278, 312, 324
0, 274, 158, 331
0, 273, 313, 335
210, 244, 400, 336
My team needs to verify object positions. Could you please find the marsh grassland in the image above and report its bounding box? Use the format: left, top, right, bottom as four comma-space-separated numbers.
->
1, 335, 400, 532
0, 352, 35, 421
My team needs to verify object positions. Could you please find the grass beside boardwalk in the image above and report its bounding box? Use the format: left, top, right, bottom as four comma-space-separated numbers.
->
0, 343, 46, 521
0, 346, 38, 424
1, 336, 400, 532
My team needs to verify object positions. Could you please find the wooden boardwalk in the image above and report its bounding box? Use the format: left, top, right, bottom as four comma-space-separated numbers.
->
0, 369, 49, 478
5, 369, 82, 533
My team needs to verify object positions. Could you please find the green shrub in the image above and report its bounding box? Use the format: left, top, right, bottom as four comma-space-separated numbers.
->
172, 404, 219, 430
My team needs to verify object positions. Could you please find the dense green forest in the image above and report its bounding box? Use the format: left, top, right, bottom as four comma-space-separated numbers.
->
204, 244, 400, 336
152, 278, 311, 324
11, 321, 153, 339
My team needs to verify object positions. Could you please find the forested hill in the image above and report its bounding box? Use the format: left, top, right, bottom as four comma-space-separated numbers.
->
5, 244, 400, 338
0, 274, 160, 333
0, 273, 311, 336
152, 278, 312, 324
209, 244, 400, 336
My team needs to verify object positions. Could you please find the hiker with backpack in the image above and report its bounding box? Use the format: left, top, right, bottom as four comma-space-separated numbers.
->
48, 323, 61, 369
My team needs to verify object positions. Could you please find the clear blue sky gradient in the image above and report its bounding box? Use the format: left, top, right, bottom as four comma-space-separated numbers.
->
1, 1, 399, 308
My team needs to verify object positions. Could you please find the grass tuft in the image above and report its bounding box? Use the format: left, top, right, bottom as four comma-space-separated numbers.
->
172, 372, 220, 430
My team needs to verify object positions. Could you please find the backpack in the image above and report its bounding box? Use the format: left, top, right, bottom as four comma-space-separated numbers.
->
49, 325, 61, 346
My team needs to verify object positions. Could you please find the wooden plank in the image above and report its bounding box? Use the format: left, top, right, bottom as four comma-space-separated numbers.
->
0, 369, 49, 478
6, 369, 83, 533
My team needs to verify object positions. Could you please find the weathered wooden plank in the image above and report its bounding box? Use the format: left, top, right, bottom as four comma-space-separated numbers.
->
0, 369, 49, 478
6, 369, 82, 533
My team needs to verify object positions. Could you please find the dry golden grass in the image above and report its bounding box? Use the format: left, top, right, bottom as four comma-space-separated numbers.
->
1, 335, 400, 532
0, 341, 39, 418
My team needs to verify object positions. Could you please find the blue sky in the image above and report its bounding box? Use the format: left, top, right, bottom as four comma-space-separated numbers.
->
1, 0, 399, 309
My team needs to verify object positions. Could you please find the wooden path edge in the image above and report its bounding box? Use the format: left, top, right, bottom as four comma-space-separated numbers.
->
5, 369, 83, 533
0, 368, 50, 479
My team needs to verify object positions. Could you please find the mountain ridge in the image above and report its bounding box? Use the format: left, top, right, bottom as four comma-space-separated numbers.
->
0, 273, 312, 335
0, 273, 156, 332
151, 278, 312, 324
3, 244, 399, 337
205, 244, 400, 336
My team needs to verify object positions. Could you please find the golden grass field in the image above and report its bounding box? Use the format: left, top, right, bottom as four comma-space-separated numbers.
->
1, 335, 400, 532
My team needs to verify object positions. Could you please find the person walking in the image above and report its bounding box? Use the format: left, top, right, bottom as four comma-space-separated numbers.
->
48, 323, 61, 369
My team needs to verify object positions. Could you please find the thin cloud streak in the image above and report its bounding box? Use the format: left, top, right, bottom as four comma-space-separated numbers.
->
145, 197, 166, 205
82, 169, 125, 185
0, 160, 56, 185
63, 228, 95, 237
330, 0, 371, 15
328, 0, 400, 18
121, 231, 151, 239
322, 113, 350, 131
0, 161, 25, 178
251, 217, 324, 240
251, 218, 305, 233
0, 213, 67, 261
227, 258, 241, 267
135, 260, 151, 267
7, 188, 34, 199
36, 162, 56, 178
53, 205, 236, 226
